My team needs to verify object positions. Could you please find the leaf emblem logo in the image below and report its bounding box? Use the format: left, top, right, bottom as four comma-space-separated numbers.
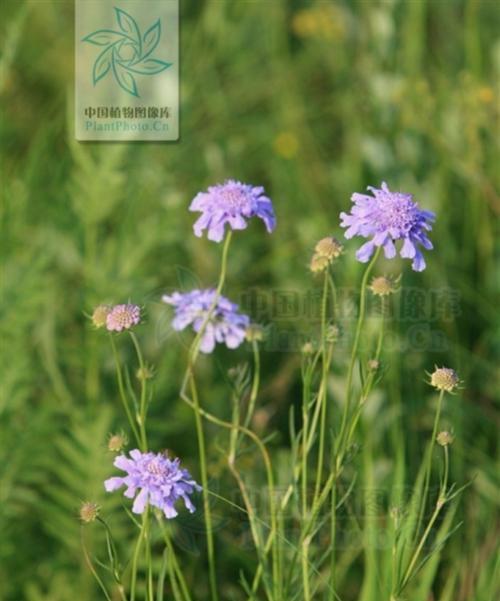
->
82, 7, 172, 97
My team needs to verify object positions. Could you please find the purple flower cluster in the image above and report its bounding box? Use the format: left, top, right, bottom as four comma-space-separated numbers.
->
162, 289, 250, 353
189, 180, 276, 242
340, 182, 435, 271
104, 449, 201, 519
106, 304, 141, 332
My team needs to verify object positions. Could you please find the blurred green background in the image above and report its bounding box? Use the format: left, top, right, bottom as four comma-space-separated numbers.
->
1, 1, 499, 600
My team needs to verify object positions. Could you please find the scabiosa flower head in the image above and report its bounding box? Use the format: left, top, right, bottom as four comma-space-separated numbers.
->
91, 304, 111, 328
79, 501, 100, 523
189, 180, 276, 242
429, 367, 460, 392
104, 449, 201, 519
162, 289, 250, 353
106, 304, 141, 332
340, 182, 435, 271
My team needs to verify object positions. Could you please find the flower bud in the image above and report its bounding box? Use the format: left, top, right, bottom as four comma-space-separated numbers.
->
79, 501, 100, 523
91, 304, 111, 328
245, 324, 264, 342
136, 366, 154, 381
436, 431, 454, 446
429, 367, 460, 392
108, 432, 128, 453
368, 359, 380, 371
301, 341, 315, 355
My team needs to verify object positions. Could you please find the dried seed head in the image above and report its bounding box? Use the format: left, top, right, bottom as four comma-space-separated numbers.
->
314, 237, 344, 260
369, 275, 399, 297
309, 254, 330, 273
436, 431, 454, 446
108, 432, 128, 453
245, 324, 264, 342
91, 304, 111, 328
79, 501, 100, 523
430, 367, 459, 392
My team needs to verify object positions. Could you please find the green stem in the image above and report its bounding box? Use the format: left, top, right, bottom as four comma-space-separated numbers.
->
130, 511, 148, 601
81, 527, 113, 601
338, 247, 381, 452
129, 331, 148, 451
243, 339, 261, 431
159, 520, 193, 601
417, 389, 445, 536
313, 271, 331, 505
189, 374, 219, 601
109, 334, 141, 446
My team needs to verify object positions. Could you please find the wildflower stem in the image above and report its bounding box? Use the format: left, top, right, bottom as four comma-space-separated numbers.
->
417, 389, 445, 537
129, 331, 148, 451
243, 339, 261, 430
130, 511, 148, 601
158, 520, 193, 601
81, 526, 113, 601
109, 334, 141, 447
189, 373, 219, 601
179, 384, 278, 599
313, 270, 331, 505
338, 246, 381, 453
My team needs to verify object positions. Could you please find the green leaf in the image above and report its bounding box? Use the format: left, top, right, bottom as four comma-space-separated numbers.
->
127, 58, 172, 75
142, 19, 161, 59
82, 29, 126, 46
114, 7, 140, 45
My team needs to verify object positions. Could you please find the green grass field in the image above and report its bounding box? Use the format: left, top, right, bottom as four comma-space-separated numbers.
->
1, 1, 499, 600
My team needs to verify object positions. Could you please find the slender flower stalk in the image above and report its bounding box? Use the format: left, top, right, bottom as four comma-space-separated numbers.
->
338, 246, 381, 454
109, 334, 141, 446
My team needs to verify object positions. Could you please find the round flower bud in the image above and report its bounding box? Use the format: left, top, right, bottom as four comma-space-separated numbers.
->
91, 304, 111, 328
369, 275, 399, 297
301, 341, 315, 355
246, 324, 264, 342
309, 254, 330, 273
368, 359, 380, 371
314, 237, 344, 261
79, 501, 100, 523
436, 431, 454, 446
136, 366, 154, 381
108, 432, 128, 453
430, 367, 459, 392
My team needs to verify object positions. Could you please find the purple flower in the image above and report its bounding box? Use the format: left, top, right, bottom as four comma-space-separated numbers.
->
104, 449, 201, 519
189, 179, 276, 242
162, 288, 250, 353
340, 182, 435, 271
106, 304, 141, 332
